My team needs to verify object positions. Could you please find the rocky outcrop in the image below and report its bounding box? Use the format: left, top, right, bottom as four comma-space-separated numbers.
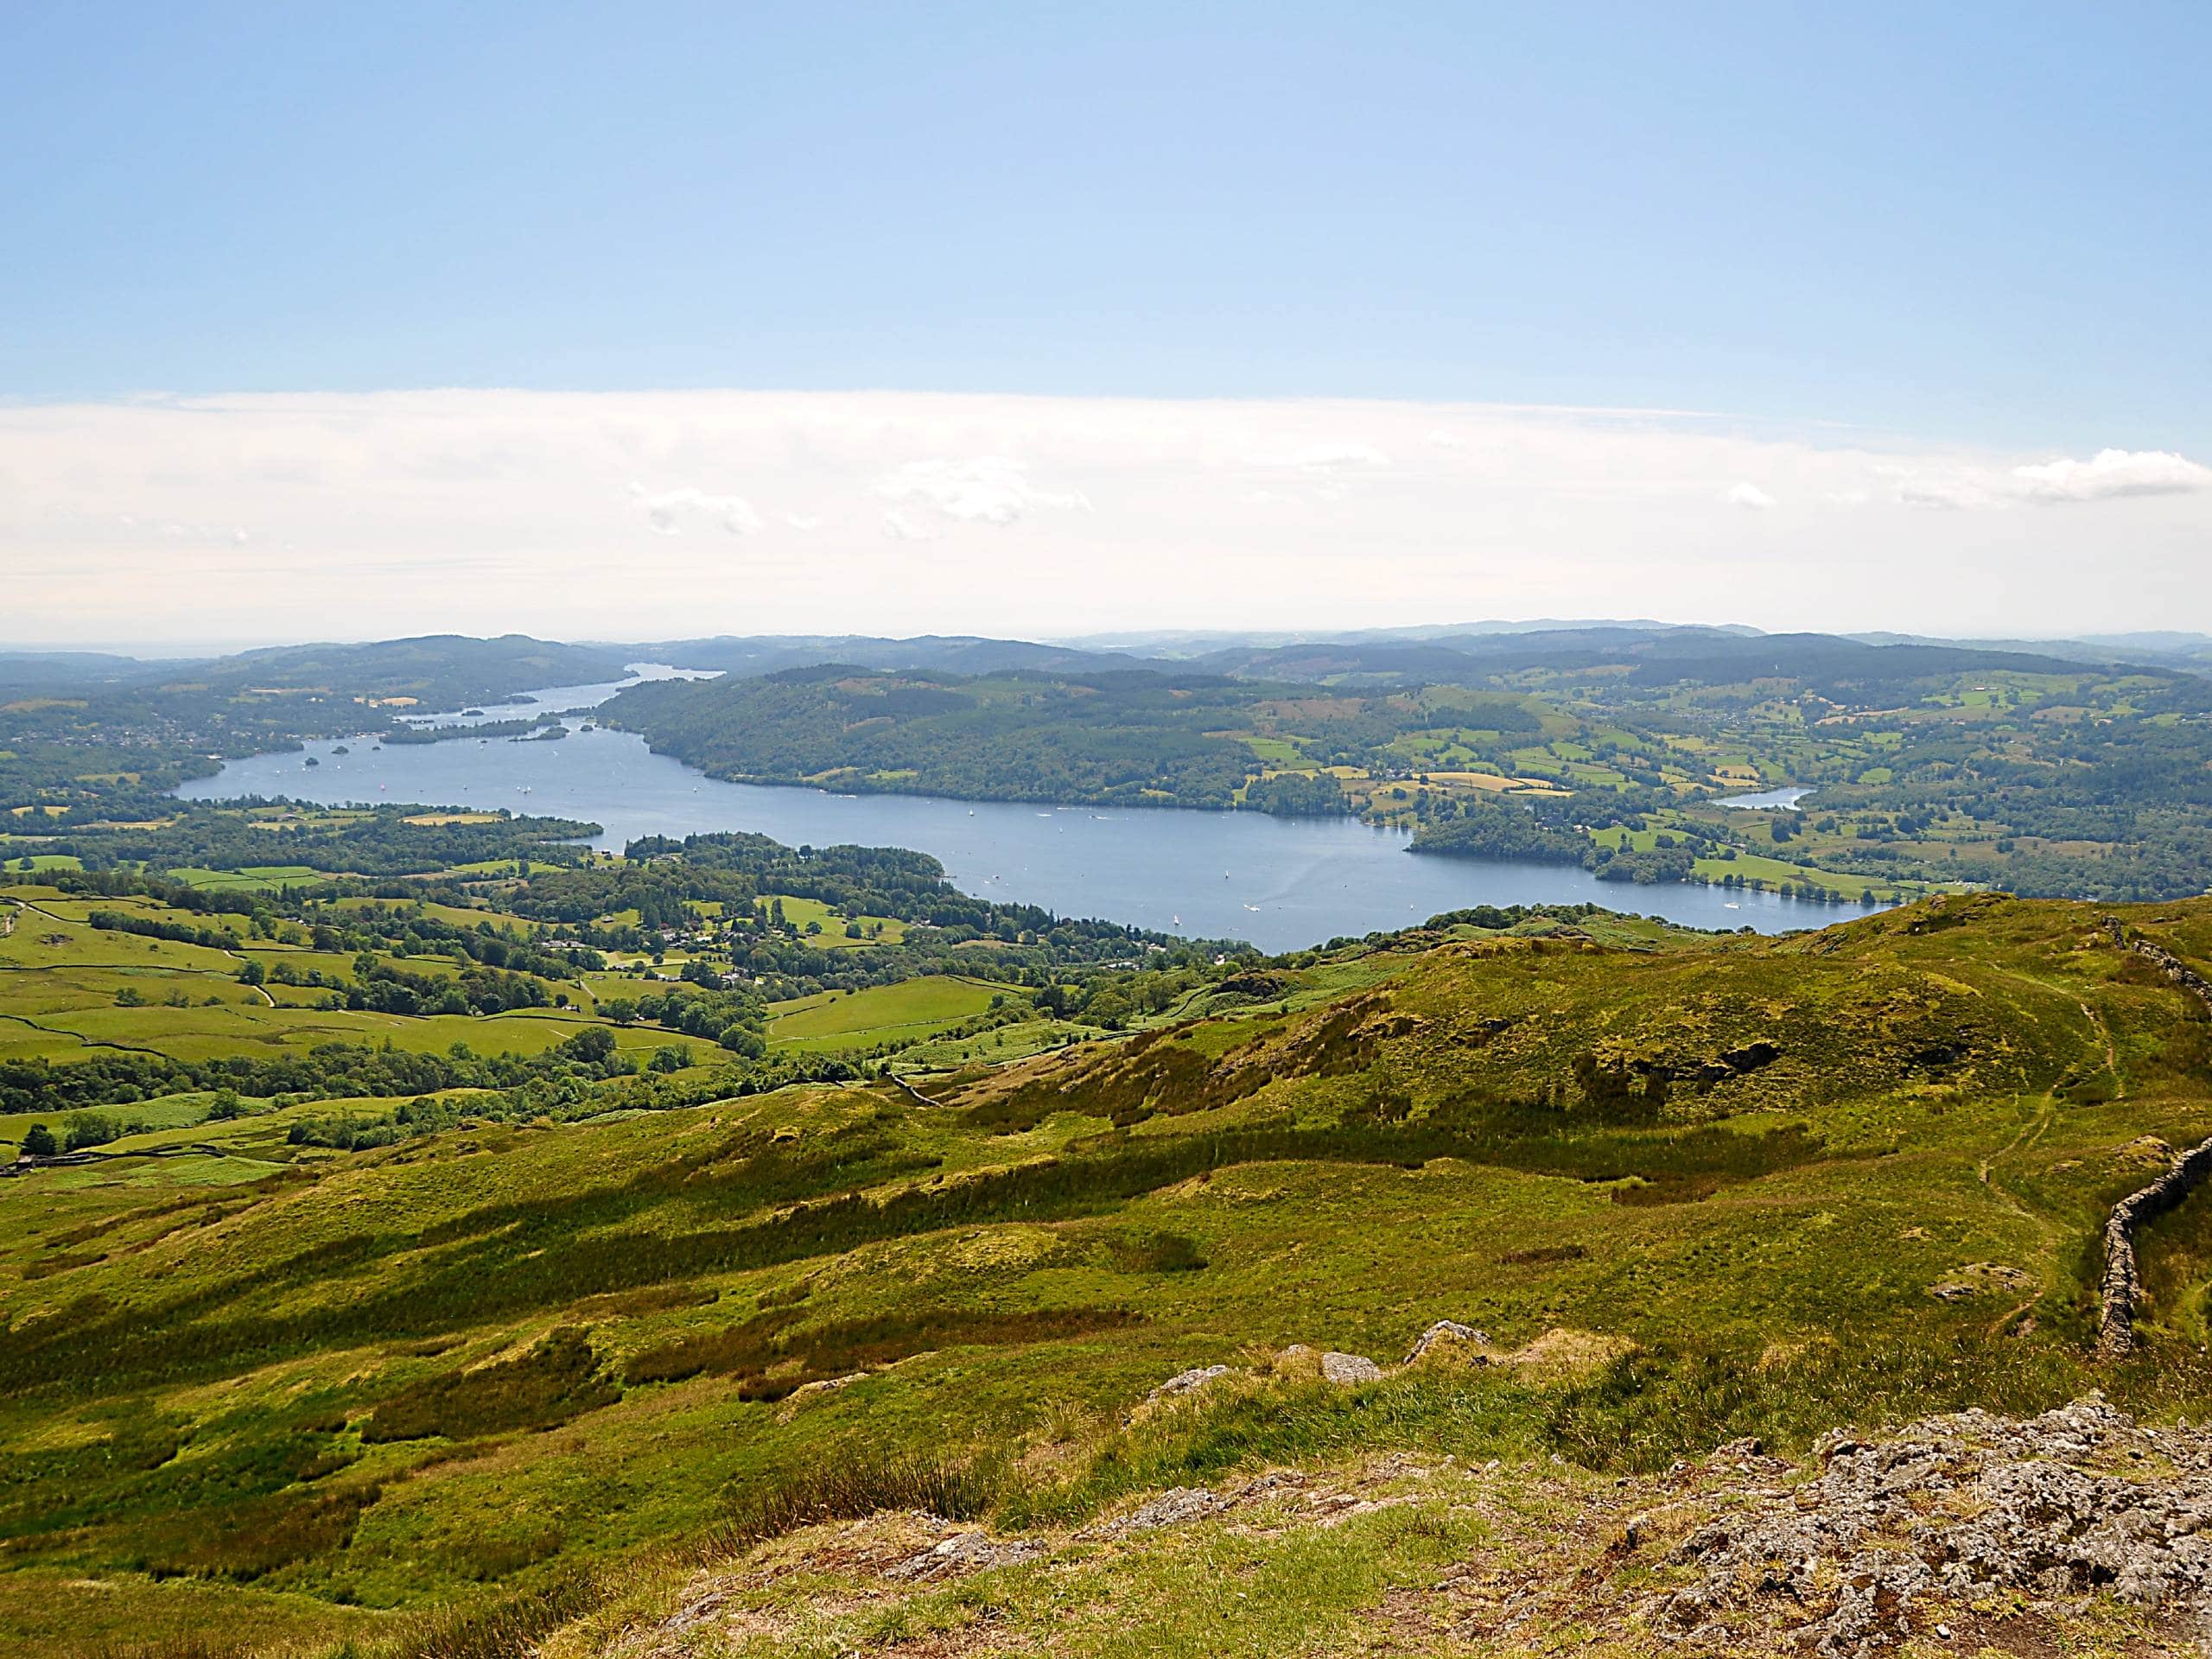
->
2095, 918, 2212, 1357
1654, 1397, 2212, 1655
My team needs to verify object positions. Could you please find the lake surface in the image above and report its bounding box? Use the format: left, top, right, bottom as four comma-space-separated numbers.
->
1715, 785, 1815, 810
180, 677, 1859, 951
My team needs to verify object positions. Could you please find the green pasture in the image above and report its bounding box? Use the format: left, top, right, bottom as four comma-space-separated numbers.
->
162, 865, 327, 892
767, 974, 1002, 1052
765, 893, 909, 946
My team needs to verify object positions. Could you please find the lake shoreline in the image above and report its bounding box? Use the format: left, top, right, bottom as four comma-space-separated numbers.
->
173, 677, 1878, 951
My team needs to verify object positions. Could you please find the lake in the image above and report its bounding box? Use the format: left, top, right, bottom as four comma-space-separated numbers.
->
179, 676, 1861, 951
1715, 785, 1815, 810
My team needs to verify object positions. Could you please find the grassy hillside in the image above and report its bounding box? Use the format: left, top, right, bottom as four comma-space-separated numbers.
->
3, 893, 2209, 1655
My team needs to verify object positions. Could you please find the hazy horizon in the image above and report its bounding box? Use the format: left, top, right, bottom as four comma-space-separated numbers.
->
6, 607, 2210, 664
7, 387, 2208, 649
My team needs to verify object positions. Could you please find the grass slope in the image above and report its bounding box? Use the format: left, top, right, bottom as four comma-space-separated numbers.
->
0, 894, 2208, 1656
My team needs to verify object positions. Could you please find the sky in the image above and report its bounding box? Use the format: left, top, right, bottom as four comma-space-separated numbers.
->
3, 3, 2208, 648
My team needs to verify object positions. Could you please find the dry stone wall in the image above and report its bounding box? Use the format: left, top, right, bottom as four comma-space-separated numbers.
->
2095, 917, 2212, 1357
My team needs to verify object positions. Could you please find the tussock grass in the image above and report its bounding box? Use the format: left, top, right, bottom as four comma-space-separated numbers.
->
706, 1447, 1005, 1560
391, 1567, 607, 1659
622, 1305, 1140, 1391
361, 1326, 615, 1442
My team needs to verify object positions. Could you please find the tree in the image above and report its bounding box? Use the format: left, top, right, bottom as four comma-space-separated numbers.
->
238, 957, 266, 986
20, 1123, 57, 1158
561, 1026, 617, 1063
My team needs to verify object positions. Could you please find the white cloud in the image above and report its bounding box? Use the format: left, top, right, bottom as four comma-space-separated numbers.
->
1425, 429, 1463, 448
123, 516, 248, 543
628, 483, 764, 537
871, 456, 1090, 526
1249, 441, 1391, 472
1725, 481, 1776, 510
1885, 447, 2209, 511
4, 390, 2207, 644
2012, 448, 2210, 503
1889, 468, 1998, 511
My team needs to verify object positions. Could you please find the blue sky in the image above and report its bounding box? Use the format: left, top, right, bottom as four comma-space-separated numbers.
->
5, 4, 2209, 646
4, 3, 2208, 450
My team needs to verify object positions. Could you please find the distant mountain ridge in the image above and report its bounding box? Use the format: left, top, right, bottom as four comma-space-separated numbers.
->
2, 622, 2205, 705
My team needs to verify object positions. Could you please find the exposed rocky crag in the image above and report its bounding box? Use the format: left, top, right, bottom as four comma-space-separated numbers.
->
1656, 1397, 2212, 1654
593, 1394, 2209, 1658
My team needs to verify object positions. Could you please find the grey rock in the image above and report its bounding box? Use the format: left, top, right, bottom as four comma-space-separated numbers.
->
884, 1529, 1045, 1582
1402, 1319, 1488, 1365
1147, 1363, 1232, 1403
1090, 1485, 1231, 1537
1321, 1351, 1384, 1384
1651, 1398, 2212, 1656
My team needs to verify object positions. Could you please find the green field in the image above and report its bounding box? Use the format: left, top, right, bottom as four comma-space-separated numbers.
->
767, 974, 1002, 1052
164, 865, 328, 892
0, 882, 696, 1070
765, 892, 910, 947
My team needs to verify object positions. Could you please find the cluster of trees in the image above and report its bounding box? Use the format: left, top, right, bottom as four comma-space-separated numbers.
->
27, 804, 599, 877
602, 666, 1268, 809
1241, 771, 1351, 817
596, 983, 767, 1056
382, 713, 565, 744
1409, 798, 1586, 864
